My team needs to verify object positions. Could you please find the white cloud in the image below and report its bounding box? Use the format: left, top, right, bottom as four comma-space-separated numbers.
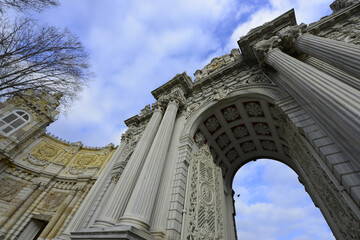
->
39, 0, 334, 146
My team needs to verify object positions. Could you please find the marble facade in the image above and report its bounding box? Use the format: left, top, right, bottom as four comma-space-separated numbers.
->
0, 1, 360, 239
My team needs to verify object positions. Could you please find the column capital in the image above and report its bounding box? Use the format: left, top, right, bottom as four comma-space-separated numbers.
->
152, 87, 186, 111
253, 24, 307, 66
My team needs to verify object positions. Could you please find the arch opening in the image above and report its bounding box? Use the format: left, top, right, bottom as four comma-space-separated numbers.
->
184, 94, 342, 239
191, 96, 293, 188
232, 158, 334, 239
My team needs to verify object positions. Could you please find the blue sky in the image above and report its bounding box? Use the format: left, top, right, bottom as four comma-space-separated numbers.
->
24, 0, 335, 238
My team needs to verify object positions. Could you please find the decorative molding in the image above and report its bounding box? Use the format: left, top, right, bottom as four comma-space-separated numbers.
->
40, 191, 67, 212
184, 145, 225, 239
27, 153, 49, 167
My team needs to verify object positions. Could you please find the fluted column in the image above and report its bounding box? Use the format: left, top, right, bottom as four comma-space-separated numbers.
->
295, 34, 360, 78
119, 99, 179, 231
93, 108, 163, 227
150, 113, 185, 238
265, 48, 360, 161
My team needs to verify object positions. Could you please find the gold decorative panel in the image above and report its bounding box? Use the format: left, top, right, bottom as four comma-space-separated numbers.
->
30, 142, 62, 162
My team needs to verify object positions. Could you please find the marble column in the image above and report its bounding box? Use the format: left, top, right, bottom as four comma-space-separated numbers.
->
295, 34, 360, 78
93, 108, 163, 228
119, 100, 179, 231
265, 48, 360, 163
150, 113, 185, 239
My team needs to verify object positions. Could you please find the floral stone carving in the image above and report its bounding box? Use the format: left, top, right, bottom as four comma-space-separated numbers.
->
184, 145, 225, 239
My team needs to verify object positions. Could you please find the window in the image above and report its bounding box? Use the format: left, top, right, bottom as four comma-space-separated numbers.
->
0, 110, 30, 135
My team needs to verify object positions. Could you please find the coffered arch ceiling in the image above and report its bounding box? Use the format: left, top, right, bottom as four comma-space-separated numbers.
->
192, 96, 296, 187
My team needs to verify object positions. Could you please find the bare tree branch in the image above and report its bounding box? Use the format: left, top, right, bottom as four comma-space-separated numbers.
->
0, 17, 91, 109
0, 0, 58, 12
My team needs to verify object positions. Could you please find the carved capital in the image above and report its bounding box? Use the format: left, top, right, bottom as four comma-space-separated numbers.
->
253, 36, 282, 66
151, 102, 165, 113
253, 24, 307, 66
153, 87, 186, 111
139, 104, 153, 117
111, 170, 122, 183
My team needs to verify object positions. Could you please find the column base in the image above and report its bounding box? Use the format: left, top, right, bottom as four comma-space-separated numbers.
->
91, 217, 116, 229
117, 216, 150, 232
150, 229, 166, 240
70, 225, 154, 240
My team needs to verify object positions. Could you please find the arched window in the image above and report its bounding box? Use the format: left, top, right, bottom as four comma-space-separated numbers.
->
0, 110, 30, 135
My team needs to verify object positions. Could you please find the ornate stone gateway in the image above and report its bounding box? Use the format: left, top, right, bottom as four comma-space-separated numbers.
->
1, 1, 358, 240
66, 3, 360, 239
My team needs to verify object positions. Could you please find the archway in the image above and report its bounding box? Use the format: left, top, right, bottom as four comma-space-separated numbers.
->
180, 92, 360, 240
233, 159, 334, 239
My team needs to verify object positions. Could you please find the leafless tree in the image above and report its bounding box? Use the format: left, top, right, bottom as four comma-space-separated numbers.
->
0, 17, 91, 108
0, 0, 58, 12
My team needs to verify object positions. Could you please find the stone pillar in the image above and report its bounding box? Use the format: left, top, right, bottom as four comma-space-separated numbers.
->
38, 190, 77, 240
46, 189, 83, 239
303, 57, 360, 91
265, 48, 360, 163
295, 34, 360, 78
150, 113, 185, 239
119, 99, 179, 231
166, 135, 193, 240
93, 108, 163, 227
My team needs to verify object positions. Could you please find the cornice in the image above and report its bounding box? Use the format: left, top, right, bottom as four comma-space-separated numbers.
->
151, 72, 193, 100
306, 2, 360, 34
238, 9, 297, 62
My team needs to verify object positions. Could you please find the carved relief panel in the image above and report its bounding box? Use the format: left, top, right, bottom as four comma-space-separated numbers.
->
38, 191, 67, 212
183, 145, 226, 240
26, 141, 62, 167
0, 177, 25, 201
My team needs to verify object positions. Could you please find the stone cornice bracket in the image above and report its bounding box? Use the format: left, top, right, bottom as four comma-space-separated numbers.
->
151, 72, 193, 100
